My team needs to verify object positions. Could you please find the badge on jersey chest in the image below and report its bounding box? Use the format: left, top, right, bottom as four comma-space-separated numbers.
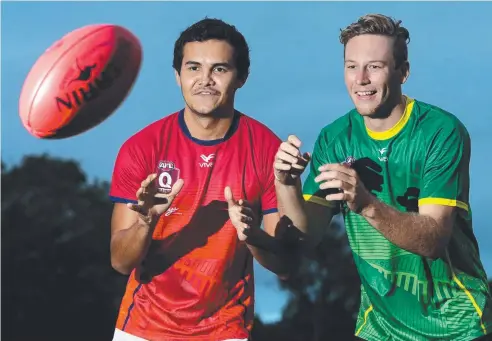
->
156, 160, 180, 194
343, 156, 356, 167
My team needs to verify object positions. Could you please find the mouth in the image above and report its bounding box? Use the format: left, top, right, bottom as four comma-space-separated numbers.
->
194, 89, 220, 96
355, 90, 377, 99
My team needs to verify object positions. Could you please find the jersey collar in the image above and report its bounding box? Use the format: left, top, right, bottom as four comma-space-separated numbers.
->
366, 96, 415, 141
178, 109, 241, 146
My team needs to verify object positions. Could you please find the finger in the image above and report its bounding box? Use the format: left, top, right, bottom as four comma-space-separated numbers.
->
141, 173, 158, 188
239, 206, 255, 217
291, 160, 308, 170
302, 152, 311, 162
154, 179, 184, 202
276, 150, 298, 165
319, 179, 354, 192
314, 170, 353, 184
279, 141, 301, 158
169, 179, 184, 197
224, 186, 237, 207
318, 163, 356, 176
235, 221, 251, 231
239, 198, 253, 208
326, 191, 354, 202
127, 203, 147, 215
136, 186, 145, 200
153, 196, 170, 205
287, 135, 302, 149
240, 214, 253, 223
274, 162, 292, 171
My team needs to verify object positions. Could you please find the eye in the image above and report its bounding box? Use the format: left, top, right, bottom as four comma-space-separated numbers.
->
214, 66, 227, 73
188, 66, 199, 71
368, 64, 382, 69
345, 65, 356, 69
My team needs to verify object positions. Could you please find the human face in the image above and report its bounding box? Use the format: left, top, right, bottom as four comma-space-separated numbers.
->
344, 34, 409, 117
175, 39, 245, 117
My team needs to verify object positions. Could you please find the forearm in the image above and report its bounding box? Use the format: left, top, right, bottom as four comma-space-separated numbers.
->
247, 244, 293, 279
246, 229, 296, 279
110, 218, 156, 274
362, 198, 449, 259
275, 179, 308, 233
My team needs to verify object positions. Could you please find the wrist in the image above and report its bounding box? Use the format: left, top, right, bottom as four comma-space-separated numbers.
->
137, 212, 160, 228
360, 195, 379, 219
274, 175, 301, 187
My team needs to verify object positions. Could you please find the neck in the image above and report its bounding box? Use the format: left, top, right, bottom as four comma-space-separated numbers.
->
364, 95, 407, 132
183, 107, 235, 141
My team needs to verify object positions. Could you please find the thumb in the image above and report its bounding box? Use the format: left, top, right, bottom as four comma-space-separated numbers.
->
302, 151, 311, 162
224, 186, 237, 207
168, 179, 184, 198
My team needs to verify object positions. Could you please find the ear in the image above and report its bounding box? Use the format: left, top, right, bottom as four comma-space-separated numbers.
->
235, 74, 248, 90
400, 61, 410, 85
174, 69, 182, 88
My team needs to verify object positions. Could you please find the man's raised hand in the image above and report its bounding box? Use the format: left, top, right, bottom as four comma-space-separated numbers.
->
127, 174, 184, 224
274, 135, 311, 185
225, 186, 259, 242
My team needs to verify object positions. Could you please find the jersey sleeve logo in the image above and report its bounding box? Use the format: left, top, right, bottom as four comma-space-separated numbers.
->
156, 160, 180, 194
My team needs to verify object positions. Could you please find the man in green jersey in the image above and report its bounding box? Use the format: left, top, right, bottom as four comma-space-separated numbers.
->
273, 13, 492, 341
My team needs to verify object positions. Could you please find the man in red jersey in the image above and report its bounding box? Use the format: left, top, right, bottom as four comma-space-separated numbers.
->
109, 18, 291, 341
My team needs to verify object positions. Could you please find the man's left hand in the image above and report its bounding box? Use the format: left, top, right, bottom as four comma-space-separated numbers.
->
315, 163, 374, 214
225, 186, 259, 241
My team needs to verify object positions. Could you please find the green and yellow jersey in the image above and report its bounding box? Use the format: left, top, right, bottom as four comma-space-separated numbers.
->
303, 96, 492, 341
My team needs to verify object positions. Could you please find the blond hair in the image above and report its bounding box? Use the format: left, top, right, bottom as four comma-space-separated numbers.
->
340, 14, 410, 67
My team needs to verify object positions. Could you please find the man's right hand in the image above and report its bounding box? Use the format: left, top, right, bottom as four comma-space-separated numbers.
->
274, 135, 311, 186
127, 174, 184, 224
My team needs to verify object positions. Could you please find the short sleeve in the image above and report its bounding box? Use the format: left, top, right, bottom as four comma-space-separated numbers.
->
260, 134, 281, 215
109, 139, 148, 204
418, 122, 470, 212
302, 131, 340, 212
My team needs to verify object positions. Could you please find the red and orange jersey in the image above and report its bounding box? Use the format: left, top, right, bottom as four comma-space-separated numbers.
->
109, 110, 280, 341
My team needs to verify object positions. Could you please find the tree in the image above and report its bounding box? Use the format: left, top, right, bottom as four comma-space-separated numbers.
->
252, 216, 362, 341
253, 219, 492, 341
3, 155, 491, 341
2, 155, 128, 341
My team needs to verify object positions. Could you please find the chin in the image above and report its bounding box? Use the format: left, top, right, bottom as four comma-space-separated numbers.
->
193, 109, 215, 116
352, 98, 381, 117
356, 107, 378, 116
188, 104, 216, 116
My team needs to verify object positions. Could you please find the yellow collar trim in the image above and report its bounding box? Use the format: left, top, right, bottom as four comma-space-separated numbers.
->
366, 96, 415, 140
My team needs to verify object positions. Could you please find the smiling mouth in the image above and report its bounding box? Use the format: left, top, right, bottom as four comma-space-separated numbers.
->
194, 90, 220, 96
355, 90, 377, 98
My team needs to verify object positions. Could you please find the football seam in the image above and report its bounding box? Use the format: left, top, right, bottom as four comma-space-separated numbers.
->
26, 24, 115, 135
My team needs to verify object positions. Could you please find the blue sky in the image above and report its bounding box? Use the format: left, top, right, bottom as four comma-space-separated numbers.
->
2, 1, 492, 324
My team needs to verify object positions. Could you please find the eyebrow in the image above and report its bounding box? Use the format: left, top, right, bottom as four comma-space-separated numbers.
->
185, 61, 233, 68
344, 60, 387, 64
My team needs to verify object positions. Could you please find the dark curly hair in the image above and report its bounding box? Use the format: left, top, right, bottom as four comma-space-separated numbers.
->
173, 18, 250, 81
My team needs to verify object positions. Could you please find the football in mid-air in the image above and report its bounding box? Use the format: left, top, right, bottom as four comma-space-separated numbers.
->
19, 24, 142, 139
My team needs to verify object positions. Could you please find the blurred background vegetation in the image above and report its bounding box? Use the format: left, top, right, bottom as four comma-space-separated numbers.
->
3, 155, 491, 341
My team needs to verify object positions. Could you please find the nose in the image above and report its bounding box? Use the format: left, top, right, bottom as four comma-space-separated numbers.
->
355, 68, 370, 86
199, 69, 215, 86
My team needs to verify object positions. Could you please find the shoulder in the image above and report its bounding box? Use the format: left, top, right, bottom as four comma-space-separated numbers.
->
413, 99, 470, 143
239, 113, 281, 146
315, 110, 355, 148
119, 111, 180, 154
